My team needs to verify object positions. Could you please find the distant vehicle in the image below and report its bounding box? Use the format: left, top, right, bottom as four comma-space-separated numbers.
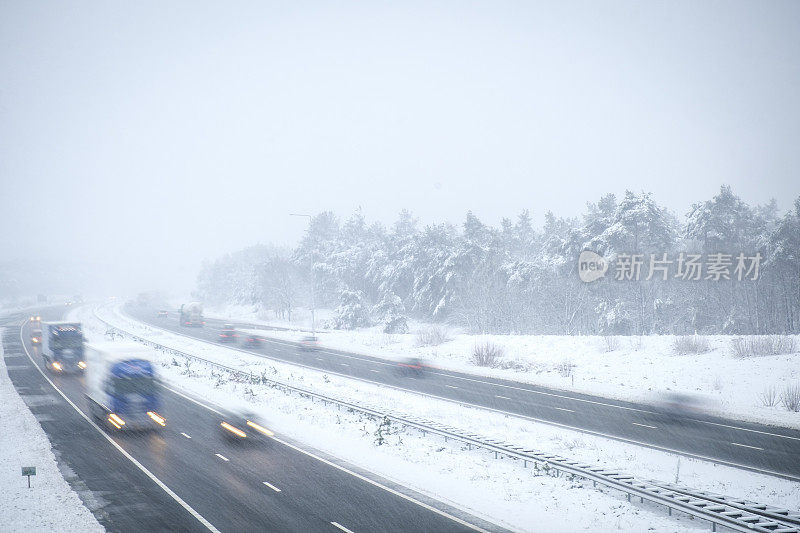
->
218, 324, 237, 343
299, 335, 319, 351
65, 300, 73, 306
31, 327, 42, 345
40, 322, 85, 373
84, 342, 165, 431
157, 310, 169, 319
396, 357, 425, 377
218, 408, 274, 443
179, 302, 204, 327
652, 392, 709, 422
30, 314, 41, 325
242, 331, 264, 349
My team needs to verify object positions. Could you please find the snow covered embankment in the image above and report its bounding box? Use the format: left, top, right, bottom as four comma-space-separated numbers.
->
0, 327, 104, 533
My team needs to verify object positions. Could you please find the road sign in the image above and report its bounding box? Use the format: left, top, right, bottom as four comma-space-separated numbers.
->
22, 466, 36, 488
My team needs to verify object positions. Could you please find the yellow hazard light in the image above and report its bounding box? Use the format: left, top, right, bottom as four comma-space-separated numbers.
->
246, 420, 275, 437
52, 362, 62, 371
220, 421, 246, 438
147, 411, 166, 426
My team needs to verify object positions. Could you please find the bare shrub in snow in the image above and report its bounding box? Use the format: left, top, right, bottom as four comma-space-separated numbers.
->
601, 336, 619, 352
781, 384, 800, 412
472, 341, 504, 367
672, 335, 711, 355
415, 325, 450, 346
731, 336, 797, 357
758, 385, 779, 407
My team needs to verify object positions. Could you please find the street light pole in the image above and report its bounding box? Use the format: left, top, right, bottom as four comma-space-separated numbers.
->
290, 213, 316, 336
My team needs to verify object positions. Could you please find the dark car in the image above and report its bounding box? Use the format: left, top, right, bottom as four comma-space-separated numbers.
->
396, 357, 425, 377
299, 335, 319, 351
243, 332, 264, 349
218, 324, 238, 343
219, 409, 274, 444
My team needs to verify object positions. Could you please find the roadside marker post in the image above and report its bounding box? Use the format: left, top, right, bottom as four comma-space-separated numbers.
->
22, 466, 36, 488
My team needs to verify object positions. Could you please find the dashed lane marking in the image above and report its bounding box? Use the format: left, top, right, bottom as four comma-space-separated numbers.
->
262, 482, 281, 492
731, 442, 764, 451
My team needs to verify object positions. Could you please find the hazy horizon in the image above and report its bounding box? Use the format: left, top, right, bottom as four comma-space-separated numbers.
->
2, 1, 799, 297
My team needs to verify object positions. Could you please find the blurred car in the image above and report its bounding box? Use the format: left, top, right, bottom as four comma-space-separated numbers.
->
218, 409, 275, 443
299, 335, 319, 351
157, 310, 169, 319
652, 392, 709, 421
31, 328, 42, 345
396, 357, 425, 377
218, 324, 238, 343
242, 332, 263, 349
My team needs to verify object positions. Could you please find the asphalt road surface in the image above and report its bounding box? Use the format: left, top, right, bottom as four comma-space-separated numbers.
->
129, 306, 800, 480
2, 308, 503, 533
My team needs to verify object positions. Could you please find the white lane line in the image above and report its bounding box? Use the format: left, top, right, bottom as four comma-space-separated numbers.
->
181, 432, 192, 439
632, 422, 658, 429
331, 522, 356, 533
155, 384, 489, 532
340, 363, 349, 367
370, 369, 380, 373
316, 358, 324, 361
262, 481, 281, 492
17, 325, 221, 533
731, 442, 764, 451
552, 407, 575, 413
445, 385, 459, 389
495, 395, 511, 400
215, 453, 230, 462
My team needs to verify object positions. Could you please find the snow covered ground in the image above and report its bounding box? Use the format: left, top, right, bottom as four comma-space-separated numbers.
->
77, 304, 800, 532
0, 325, 104, 533
204, 304, 800, 430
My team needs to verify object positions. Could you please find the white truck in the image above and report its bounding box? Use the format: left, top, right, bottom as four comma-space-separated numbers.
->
84, 342, 166, 431
179, 302, 204, 327
40, 321, 85, 373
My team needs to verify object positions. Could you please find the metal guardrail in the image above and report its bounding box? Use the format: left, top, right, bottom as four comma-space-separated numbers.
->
96, 310, 800, 533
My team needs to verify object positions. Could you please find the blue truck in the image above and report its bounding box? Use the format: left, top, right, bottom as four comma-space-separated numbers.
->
84, 342, 166, 431
40, 322, 85, 373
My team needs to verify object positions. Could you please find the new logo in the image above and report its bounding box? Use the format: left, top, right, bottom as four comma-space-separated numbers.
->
578, 250, 608, 282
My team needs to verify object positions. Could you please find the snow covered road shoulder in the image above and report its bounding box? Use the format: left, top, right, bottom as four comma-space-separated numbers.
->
0, 325, 104, 533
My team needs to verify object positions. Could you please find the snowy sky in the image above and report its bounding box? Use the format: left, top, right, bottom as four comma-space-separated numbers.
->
1, 1, 799, 295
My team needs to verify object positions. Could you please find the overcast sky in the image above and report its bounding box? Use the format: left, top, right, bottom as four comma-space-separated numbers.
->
1, 1, 799, 296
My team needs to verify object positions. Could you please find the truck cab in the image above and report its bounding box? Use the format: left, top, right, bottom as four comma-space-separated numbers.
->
40, 322, 85, 373
84, 343, 166, 431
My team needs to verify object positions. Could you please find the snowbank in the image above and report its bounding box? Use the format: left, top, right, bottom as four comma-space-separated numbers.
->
0, 327, 104, 533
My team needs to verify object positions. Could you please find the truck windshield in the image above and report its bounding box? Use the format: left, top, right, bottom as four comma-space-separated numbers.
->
112, 375, 156, 396
53, 336, 83, 350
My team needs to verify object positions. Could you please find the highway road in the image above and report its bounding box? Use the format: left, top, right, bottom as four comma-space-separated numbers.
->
128, 305, 800, 480
2, 308, 502, 533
